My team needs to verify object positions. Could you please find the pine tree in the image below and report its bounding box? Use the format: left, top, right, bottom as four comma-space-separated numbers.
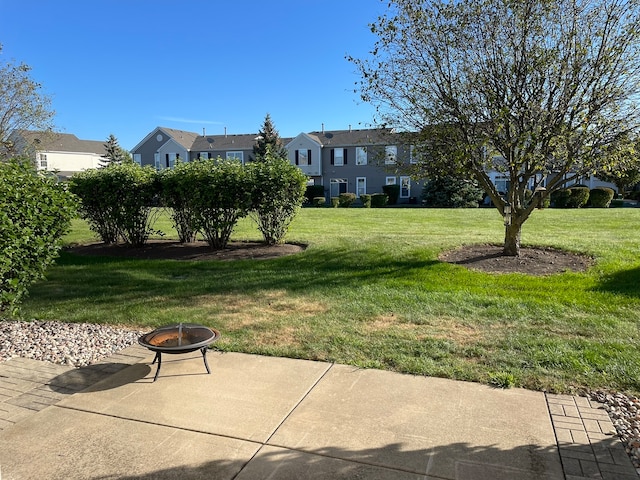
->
253, 113, 288, 161
100, 134, 131, 167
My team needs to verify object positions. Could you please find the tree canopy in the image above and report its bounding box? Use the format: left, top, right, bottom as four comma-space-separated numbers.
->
0, 45, 55, 159
349, 0, 640, 255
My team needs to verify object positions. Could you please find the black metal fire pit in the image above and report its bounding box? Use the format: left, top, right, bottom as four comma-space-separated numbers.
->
138, 323, 220, 381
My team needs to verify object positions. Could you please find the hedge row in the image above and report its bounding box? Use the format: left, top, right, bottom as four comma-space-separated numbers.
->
550, 186, 615, 208
70, 158, 307, 248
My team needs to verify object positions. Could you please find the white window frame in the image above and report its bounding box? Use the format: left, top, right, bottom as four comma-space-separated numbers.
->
330, 178, 348, 197
385, 145, 397, 165
297, 149, 310, 166
39, 154, 48, 169
409, 145, 417, 164
333, 148, 344, 166
400, 176, 411, 198
226, 151, 244, 163
386, 176, 397, 185
199, 152, 209, 160
154, 153, 160, 170
356, 146, 367, 165
133, 153, 141, 165
356, 177, 367, 197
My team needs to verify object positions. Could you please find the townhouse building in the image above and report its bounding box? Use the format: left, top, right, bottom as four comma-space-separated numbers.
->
131, 126, 424, 203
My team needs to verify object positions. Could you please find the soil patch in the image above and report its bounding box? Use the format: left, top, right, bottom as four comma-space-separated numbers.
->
66, 240, 306, 261
439, 244, 592, 276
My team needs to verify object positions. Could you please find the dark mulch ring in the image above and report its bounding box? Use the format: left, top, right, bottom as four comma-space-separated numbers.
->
66, 240, 306, 261
439, 244, 593, 276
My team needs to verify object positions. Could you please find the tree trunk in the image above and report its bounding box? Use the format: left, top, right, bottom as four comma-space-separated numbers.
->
503, 221, 522, 256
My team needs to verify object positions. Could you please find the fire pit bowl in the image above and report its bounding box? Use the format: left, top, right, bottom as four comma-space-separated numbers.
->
138, 323, 220, 381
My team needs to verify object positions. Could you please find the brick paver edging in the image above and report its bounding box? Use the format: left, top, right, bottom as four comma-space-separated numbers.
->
547, 393, 639, 479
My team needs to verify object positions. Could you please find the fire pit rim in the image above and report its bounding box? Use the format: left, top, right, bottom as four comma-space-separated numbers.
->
138, 323, 220, 354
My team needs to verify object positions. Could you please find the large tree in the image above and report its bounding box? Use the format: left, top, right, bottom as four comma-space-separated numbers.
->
100, 133, 132, 167
349, 0, 640, 255
0, 45, 55, 159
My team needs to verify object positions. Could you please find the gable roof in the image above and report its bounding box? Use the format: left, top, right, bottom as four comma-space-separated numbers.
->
192, 133, 266, 151
14, 131, 106, 155
307, 128, 396, 147
158, 127, 199, 150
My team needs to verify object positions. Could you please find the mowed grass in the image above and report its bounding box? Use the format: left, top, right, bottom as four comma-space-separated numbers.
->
19, 207, 640, 394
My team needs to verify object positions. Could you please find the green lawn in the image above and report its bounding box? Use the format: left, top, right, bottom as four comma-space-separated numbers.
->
19, 207, 640, 395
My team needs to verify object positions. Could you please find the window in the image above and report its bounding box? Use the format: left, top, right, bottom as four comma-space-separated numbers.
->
385, 145, 397, 165
295, 149, 311, 166
226, 151, 244, 162
331, 148, 347, 166
386, 176, 397, 185
400, 176, 411, 198
154, 153, 160, 170
409, 145, 417, 164
356, 177, 367, 197
166, 153, 178, 169
39, 154, 48, 169
356, 147, 367, 165
494, 175, 510, 195
330, 178, 348, 197
199, 152, 210, 160
133, 154, 141, 165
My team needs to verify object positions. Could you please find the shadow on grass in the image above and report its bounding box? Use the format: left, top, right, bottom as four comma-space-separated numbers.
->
594, 265, 640, 298
32, 247, 440, 311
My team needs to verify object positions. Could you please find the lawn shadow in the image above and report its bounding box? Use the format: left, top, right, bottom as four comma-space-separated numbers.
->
594, 265, 640, 298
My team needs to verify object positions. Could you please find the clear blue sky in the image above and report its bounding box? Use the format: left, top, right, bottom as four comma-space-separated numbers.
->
1, 0, 386, 149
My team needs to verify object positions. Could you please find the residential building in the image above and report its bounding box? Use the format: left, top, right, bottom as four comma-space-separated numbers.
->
132, 126, 422, 203
8, 130, 106, 180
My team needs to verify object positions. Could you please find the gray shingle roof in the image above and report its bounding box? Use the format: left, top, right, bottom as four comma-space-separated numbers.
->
16, 131, 106, 154
158, 127, 199, 150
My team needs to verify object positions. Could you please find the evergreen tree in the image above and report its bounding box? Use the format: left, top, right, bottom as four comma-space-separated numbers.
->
253, 113, 288, 161
100, 134, 131, 167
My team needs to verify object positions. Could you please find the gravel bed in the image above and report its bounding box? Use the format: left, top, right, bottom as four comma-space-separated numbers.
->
0, 320, 145, 367
590, 390, 640, 473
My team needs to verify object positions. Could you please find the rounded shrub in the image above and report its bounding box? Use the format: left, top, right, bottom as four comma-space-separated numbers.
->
305, 185, 325, 204
331, 197, 340, 208
589, 187, 615, 208
567, 186, 590, 208
312, 196, 327, 207
551, 188, 571, 208
371, 193, 389, 208
338, 192, 357, 207
382, 184, 400, 205
360, 194, 372, 208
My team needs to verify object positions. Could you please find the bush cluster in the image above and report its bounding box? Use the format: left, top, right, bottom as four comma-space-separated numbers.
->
550, 186, 615, 208
1, 159, 77, 314
71, 158, 307, 249
589, 187, 615, 208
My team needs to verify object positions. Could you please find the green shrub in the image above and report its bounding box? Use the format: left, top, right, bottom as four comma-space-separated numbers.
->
551, 188, 571, 208
70, 163, 160, 245
247, 156, 308, 245
338, 192, 357, 207
360, 194, 372, 208
566, 186, 590, 208
331, 197, 340, 208
589, 187, 615, 208
382, 184, 400, 205
422, 176, 484, 207
305, 185, 325, 204
159, 162, 198, 243
371, 193, 389, 208
187, 159, 253, 249
312, 196, 327, 207
0, 159, 77, 314
610, 199, 625, 208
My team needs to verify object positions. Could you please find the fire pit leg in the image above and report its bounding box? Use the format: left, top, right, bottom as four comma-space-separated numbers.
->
201, 347, 211, 374
152, 352, 162, 382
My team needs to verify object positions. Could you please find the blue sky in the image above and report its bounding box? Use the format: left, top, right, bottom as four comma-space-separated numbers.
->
1, 0, 386, 149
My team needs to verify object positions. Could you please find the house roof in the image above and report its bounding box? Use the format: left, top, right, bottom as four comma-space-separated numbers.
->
158, 127, 199, 150
15, 131, 106, 155
307, 128, 395, 147
191, 133, 281, 151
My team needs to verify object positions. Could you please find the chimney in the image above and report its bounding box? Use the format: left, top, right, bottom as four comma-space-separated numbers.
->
321, 123, 324, 134
224, 127, 227, 138
349, 124, 352, 132
203, 127, 206, 136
